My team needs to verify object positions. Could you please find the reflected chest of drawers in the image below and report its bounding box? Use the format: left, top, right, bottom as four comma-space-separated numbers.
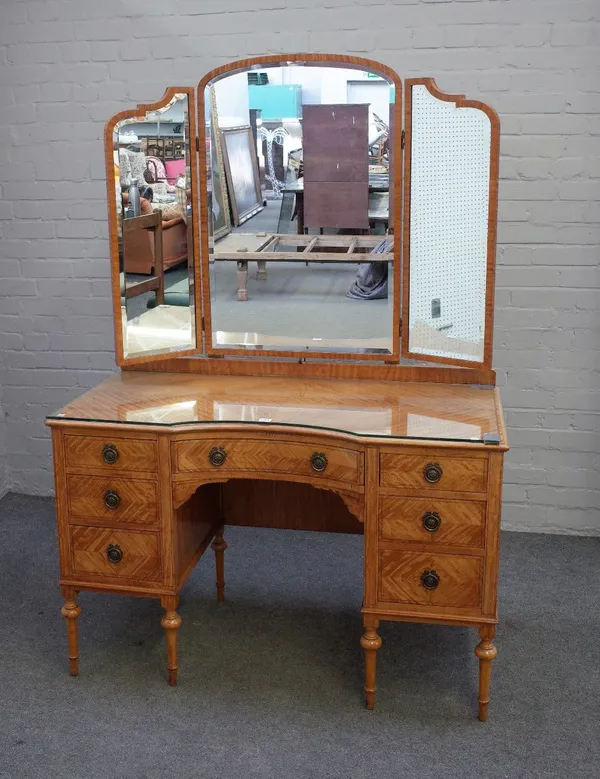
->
47, 372, 507, 720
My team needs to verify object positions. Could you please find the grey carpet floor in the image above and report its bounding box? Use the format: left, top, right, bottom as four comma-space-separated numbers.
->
0, 492, 598, 779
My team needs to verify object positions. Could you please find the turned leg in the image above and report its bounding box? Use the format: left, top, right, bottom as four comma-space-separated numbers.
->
475, 625, 497, 721
161, 596, 182, 686
360, 616, 382, 710
60, 587, 81, 677
211, 527, 227, 603
256, 260, 267, 280
237, 260, 248, 301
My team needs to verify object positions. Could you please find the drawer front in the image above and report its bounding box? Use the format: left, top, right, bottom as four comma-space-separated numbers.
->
380, 453, 487, 493
379, 496, 486, 548
70, 526, 161, 582
173, 439, 363, 485
379, 551, 482, 609
64, 435, 157, 473
67, 475, 157, 526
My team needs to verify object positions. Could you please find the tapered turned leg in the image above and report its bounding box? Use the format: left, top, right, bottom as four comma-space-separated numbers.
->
475, 625, 497, 721
161, 596, 182, 686
361, 616, 382, 710
60, 587, 81, 677
211, 528, 227, 603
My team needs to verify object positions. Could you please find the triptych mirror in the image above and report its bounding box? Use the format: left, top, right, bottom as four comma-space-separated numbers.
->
105, 55, 499, 373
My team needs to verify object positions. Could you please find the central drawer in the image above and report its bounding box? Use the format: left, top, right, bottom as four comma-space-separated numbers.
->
172, 439, 363, 486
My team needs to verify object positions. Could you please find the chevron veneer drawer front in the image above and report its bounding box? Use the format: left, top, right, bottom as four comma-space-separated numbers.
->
379, 496, 486, 548
70, 526, 161, 582
172, 439, 363, 486
379, 452, 488, 494
67, 475, 158, 527
378, 550, 482, 610
64, 435, 158, 474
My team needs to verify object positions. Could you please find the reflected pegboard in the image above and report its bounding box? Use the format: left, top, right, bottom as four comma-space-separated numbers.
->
408, 84, 491, 363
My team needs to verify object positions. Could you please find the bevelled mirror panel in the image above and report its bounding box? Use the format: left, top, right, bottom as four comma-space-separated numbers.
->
407, 82, 494, 365
110, 90, 196, 360
203, 61, 398, 357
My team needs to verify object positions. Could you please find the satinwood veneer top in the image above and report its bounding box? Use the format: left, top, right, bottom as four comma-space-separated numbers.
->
46, 372, 507, 448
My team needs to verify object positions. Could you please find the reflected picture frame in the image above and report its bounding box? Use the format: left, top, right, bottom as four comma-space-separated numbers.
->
220, 125, 263, 226
209, 86, 232, 242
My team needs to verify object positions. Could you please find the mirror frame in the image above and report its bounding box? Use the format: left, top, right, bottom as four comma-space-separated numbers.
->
104, 86, 202, 367
197, 54, 402, 362
402, 78, 500, 370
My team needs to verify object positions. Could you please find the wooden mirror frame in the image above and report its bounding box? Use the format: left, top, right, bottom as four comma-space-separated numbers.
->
197, 54, 403, 363
105, 86, 202, 367
402, 78, 500, 371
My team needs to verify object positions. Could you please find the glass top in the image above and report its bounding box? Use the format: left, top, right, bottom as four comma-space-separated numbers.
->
46, 372, 504, 445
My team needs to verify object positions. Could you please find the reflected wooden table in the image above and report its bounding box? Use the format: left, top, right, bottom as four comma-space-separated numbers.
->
213, 233, 394, 301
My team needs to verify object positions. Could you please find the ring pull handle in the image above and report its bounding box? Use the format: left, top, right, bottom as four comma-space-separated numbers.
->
102, 444, 119, 464
208, 447, 227, 467
421, 569, 440, 590
106, 544, 123, 564
423, 462, 443, 484
422, 511, 441, 533
103, 489, 120, 510
310, 452, 328, 473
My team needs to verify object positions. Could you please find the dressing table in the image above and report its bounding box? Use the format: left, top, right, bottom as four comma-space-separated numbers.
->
47, 55, 507, 721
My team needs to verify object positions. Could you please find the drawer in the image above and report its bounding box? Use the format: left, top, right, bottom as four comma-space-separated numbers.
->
70, 526, 161, 582
64, 435, 157, 473
379, 496, 485, 548
67, 475, 158, 526
379, 550, 482, 609
380, 453, 487, 493
173, 439, 363, 486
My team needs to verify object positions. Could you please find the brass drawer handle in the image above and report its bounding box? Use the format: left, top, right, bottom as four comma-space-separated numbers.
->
421, 570, 440, 590
104, 490, 120, 510
106, 544, 123, 564
102, 444, 119, 464
422, 511, 441, 532
423, 462, 443, 484
208, 447, 227, 467
310, 452, 328, 473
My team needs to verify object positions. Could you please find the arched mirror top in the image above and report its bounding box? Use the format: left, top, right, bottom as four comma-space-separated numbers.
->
198, 54, 402, 362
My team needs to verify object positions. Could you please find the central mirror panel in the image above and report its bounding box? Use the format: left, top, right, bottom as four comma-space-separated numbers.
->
203, 61, 397, 357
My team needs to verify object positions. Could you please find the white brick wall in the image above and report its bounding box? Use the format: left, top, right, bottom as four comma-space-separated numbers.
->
0, 0, 598, 533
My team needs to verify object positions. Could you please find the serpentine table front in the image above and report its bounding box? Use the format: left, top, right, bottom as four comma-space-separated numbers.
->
47, 371, 507, 720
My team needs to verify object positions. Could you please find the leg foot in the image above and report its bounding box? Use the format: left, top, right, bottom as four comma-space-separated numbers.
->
211, 528, 227, 603
475, 625, 497, 721
360, 617, 381, 710
61, 588, 81, 676
161, 596, 182, 686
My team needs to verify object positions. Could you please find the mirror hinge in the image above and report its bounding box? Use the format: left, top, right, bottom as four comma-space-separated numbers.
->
195, 136, 200, 152
201, 315, 205, 331
401, 129, 405, 149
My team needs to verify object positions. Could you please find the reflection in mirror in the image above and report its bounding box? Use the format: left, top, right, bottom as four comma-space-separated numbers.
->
205, 64, 396, 355
408, 83, 491, 364
113, 91, 195, 358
